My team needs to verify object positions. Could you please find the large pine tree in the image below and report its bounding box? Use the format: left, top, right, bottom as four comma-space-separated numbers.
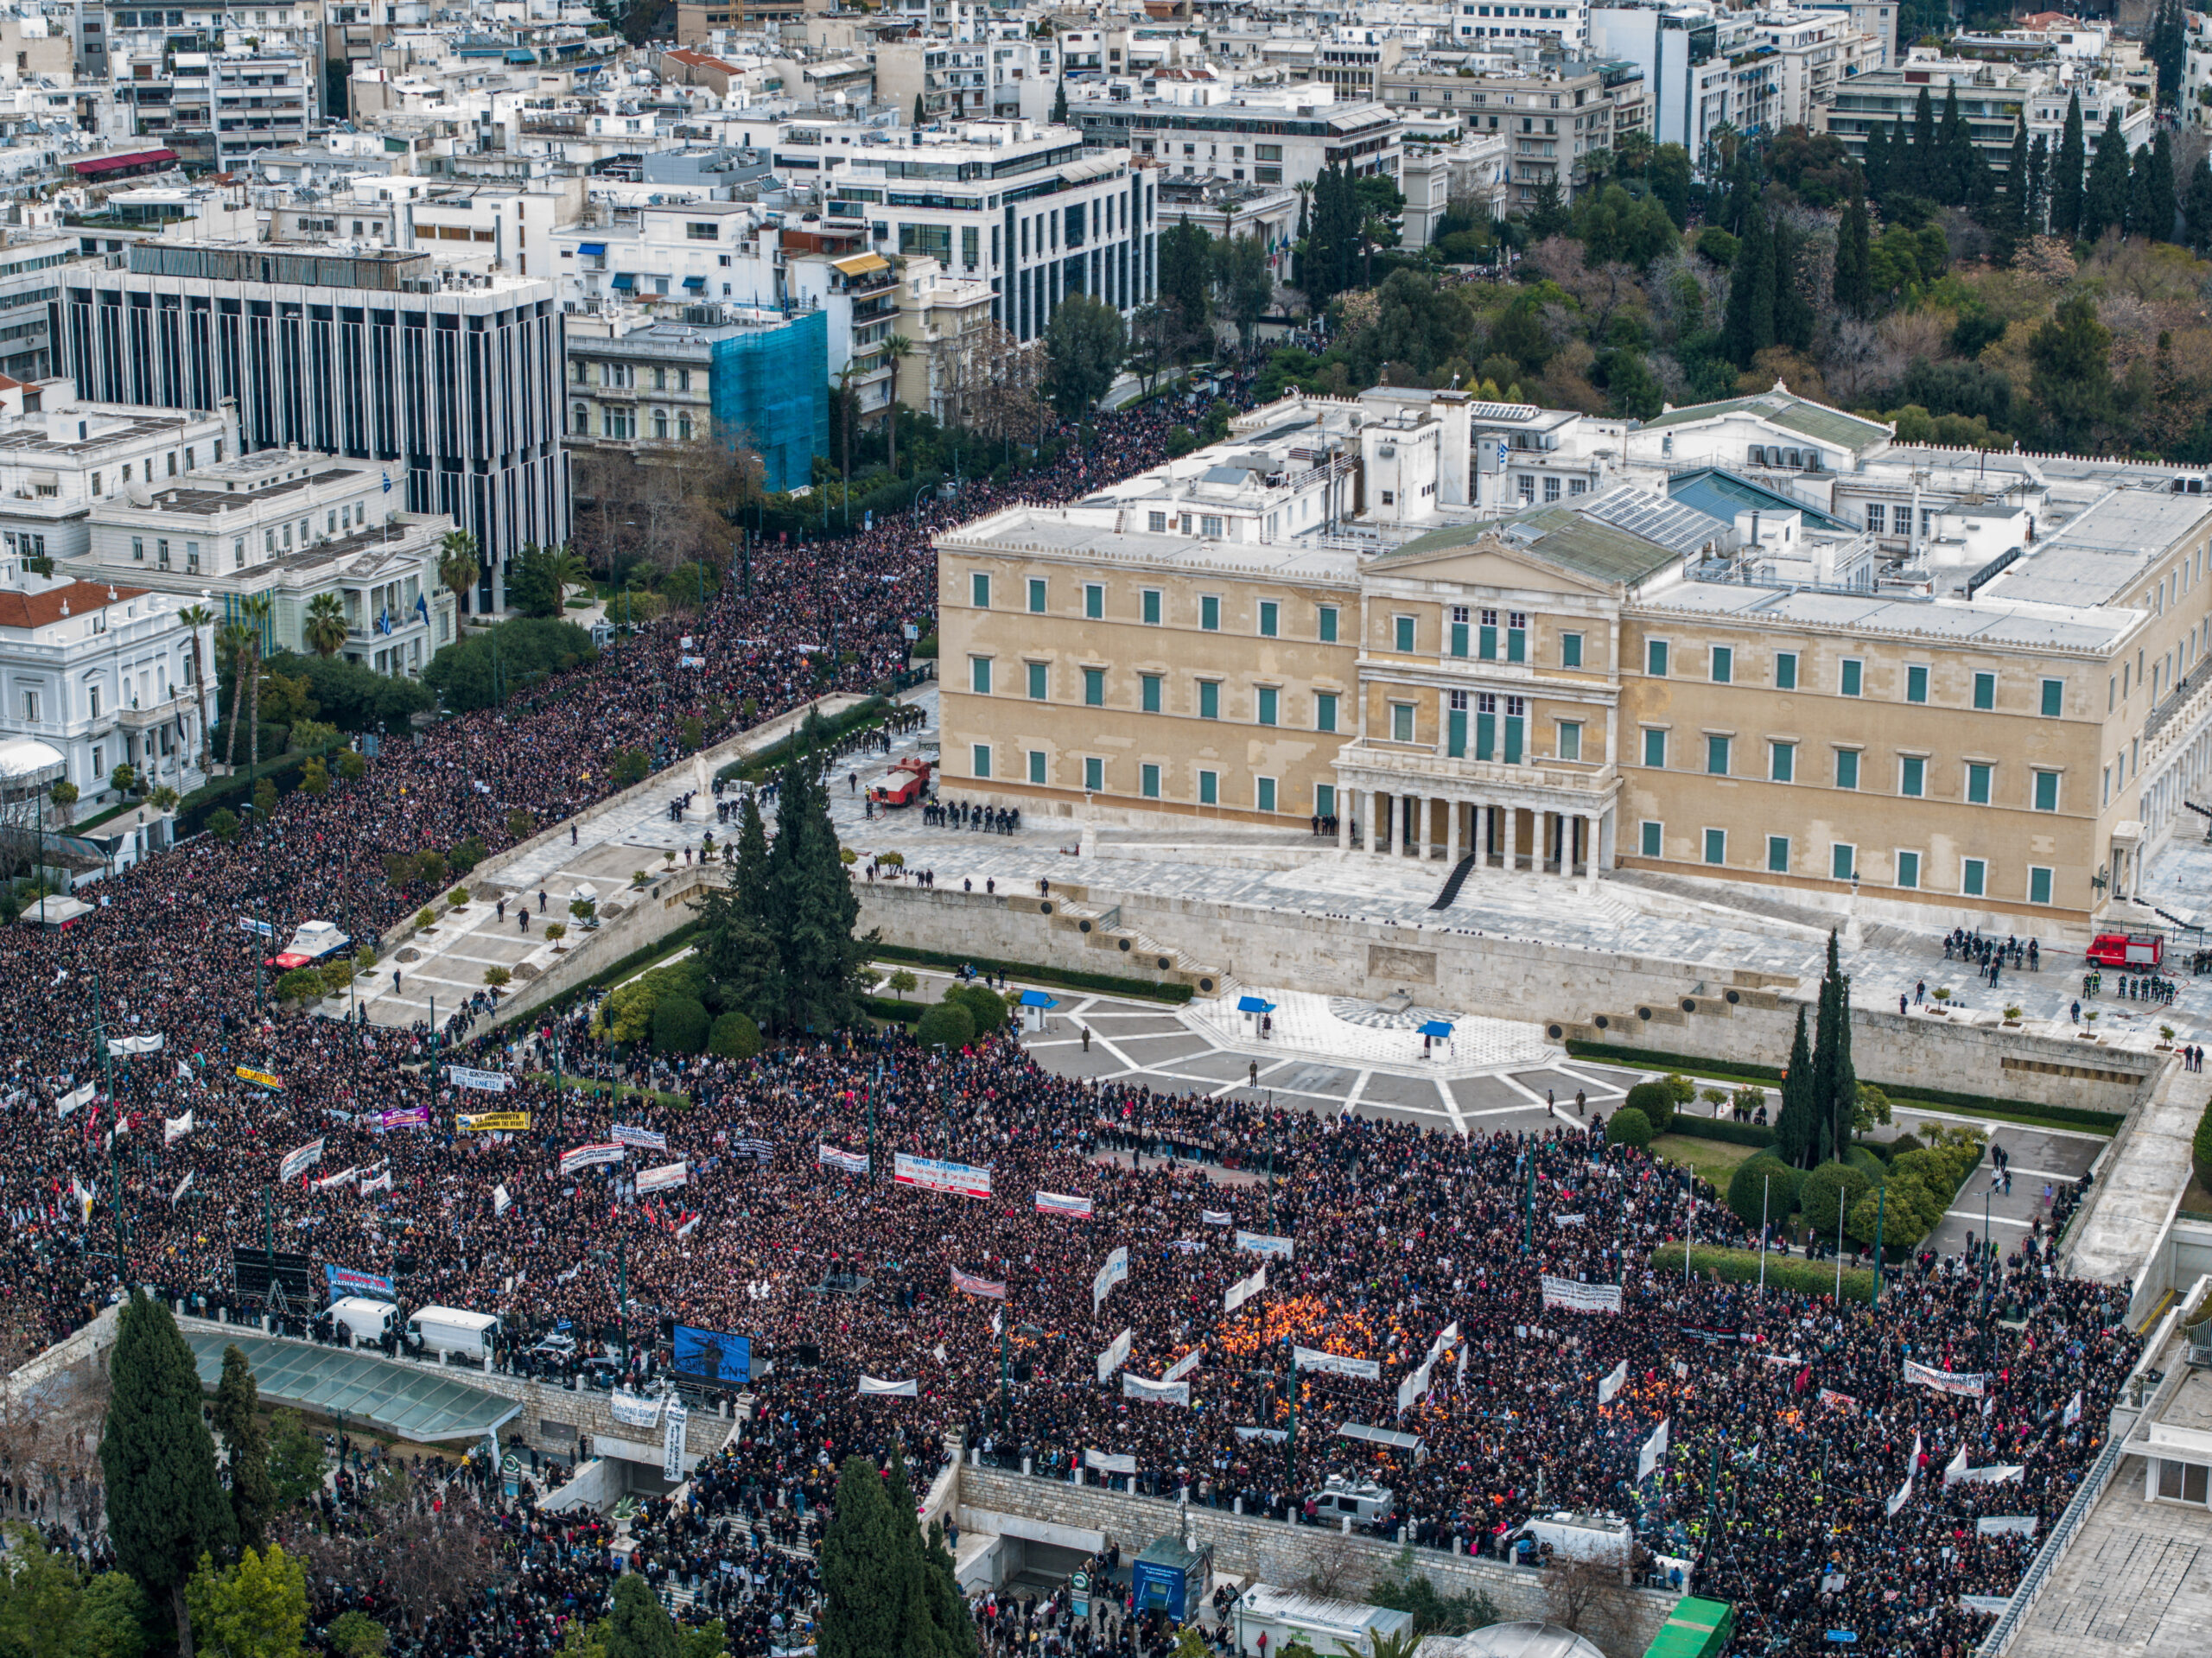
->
1776, 1004, 1820, 1168
101, 1293, 236, 1657
763, 734, 874, 1034
2081, 111, 2131, 242
2051, 92, 2086, 238
1833, 169, 1872, 314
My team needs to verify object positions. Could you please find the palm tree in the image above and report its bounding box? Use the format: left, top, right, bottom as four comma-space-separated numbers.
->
177, 602, 215, 773
554, 545, 594, 608
438, 530, 480, 617
238, 592, 271, 778
880, 334, 916, 475
834, 364, 856, 510
303, 592, 348, 658
219, 621, 255, 771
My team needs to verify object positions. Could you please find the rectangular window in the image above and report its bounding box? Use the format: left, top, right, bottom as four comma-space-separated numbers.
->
1316, 693, 1338, 734
1199, 515, 1223, 538
1973, 671, 1996, 710
1707, 734, 1731, 776
1027, 576, 1046, 613
1643, 728, 1667, 769
969, 656, 992, 696
1141, 674, 1161, 714
2033, 771, 2060, 812
1961, 857, 1986, 898
1900, 755, 1925, 797
1506, 612, 1527, 663
1832, 843, 1856, 880
1866, 504, 1886, 534
1906, 664, 1929, 704
1318, 606, 1338, 643
2028, 866, 2054, 905
1711, 646, 1732, 683
1200, 595, 1220, 632
1776, 651, 1798, 690
1639, 820, 1662, 858
1148, 511, 1167, 532
1647, 639, 1669, 677
1478, 607, 1497, 660
1084, 583, 1104, 620
1257, 688, 1279, 727
1256, 777, 1277, 813
1141, 763, 1160, 799
1703, 828, 1726, 866
1840, 659, 1863, 697
1561, 632, 1584, 668
1084, 756, 1103, 792
1395, 615, 1416, 653
1451, 606, 1470, 658
1835, 750, 1859, 791
2041, 677, 2063, 717
1027, 750, 1046, 785
1027, 662, 1047, 701
1967, 762, 1993, 805
1392, 702, 1414, 743
1198, 681, 1220, 720
973, 743, 992, 778
1897, 850, 1921, 889
1770, 742, 1796, 783
1767, 835, 1789, 873
1141, 588, 1161, 626
1084, 668, 1104, 707
1258, 601, 1279, 638
1316, 784, 1337, 818
971, 571, 990, 608
1198, 769, 1218, 806
1557, 721, 1581, 760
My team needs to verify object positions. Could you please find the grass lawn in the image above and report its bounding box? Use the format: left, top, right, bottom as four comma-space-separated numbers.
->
1649, 1132, 1761, 1185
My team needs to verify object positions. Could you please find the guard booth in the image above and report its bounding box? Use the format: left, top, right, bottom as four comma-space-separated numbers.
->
1131, 1534, 1213, 1622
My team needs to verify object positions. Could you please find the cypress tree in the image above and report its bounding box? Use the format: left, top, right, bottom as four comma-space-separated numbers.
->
1908, 88, 1937, 194
2128, 144, 2159, 239
2150, 129, 2178, 244
1808, 931, 1857, 1165
1991, 118, 2028, 265
2051, 92, 2085, 237
1863, 121, 1891, 202
1722, 204, 1773, 370
1051, 76, 1067, 125
2189, 153, 2212, 252
1885, 118, 1909, 205
1834, 169, 1872, 315
2028, 132, 2049, 232
210, 1345, 275, 1552
2153, 0, 2188, 109
1938, 85, 1973, 203
1776, 1005, 1820, 1169
912, 93, 925, 129
606, 1573, 681, 1658
1772, 215, 1814, 353
821, 1457, 905, 1658
100, 1293, 236, 1656
2081, 111, 2130, 241
762, 738, 873, 1035
1292, 183, 1310, 290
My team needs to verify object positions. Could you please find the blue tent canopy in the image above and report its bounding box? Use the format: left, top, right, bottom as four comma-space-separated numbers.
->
1018, 989, 1058, 1008
1236, 996, 1275, 1013
1418, 1020, 1454, 1038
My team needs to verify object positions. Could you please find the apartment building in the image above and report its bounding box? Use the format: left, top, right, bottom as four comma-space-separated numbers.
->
891, 255, 996, 429
1378, 64, 1622, 206
1819, 54, 2152, 167
1452, 0, 1592, 49
1067, 80, 1403, 194
0, 384, 236, 566
0, 236, 89, 385
938, 384, 2212, 930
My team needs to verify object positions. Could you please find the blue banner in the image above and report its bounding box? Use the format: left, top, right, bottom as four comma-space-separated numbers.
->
325, 1264, 396, 1303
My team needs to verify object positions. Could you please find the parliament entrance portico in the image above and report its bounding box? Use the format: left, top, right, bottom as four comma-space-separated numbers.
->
1333, 744, 1618, 890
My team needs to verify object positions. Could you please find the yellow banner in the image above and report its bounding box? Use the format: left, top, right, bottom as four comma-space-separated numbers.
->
234, 1066, 284, 1089
457, 1111, 531, 1133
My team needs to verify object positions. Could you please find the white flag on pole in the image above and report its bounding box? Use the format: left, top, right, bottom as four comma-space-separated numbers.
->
1598, 1360, 1629, 1405
1637, 1418, 1669, 1483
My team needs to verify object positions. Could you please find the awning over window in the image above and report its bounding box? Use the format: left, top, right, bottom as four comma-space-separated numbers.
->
577, 241, 606, 257
683, 275, 706, 289
610, 272, 634, 290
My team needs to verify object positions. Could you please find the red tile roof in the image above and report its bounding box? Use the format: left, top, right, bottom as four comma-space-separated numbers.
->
0, 581, 151, 631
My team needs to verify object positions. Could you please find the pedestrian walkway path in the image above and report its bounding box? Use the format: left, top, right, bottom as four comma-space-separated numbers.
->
2064, 1058, 2212, 1285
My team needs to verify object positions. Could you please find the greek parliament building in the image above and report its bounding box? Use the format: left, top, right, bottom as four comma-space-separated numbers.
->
937, 383, 2212, 929
57, 244, 568, 613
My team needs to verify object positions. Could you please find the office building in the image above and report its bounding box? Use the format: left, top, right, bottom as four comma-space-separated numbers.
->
1067, 80, 1403, 197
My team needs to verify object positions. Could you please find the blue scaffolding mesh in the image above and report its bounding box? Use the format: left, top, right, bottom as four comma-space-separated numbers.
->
711, 310, 828, 495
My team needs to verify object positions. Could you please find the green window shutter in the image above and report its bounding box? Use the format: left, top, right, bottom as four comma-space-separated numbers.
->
1973, 671, 1995, 710
1257, 688, 1278, 727
1447, 708, 1466, 758
1198, 682, 1219, 720
1084, 669, 1104, 707
1906, 664, 1928, 703
2040, 677, 2063, 717
1479, 625, 1497, 660
1141, 675, 1160, 713
1451, 621, 1469, 658
1643, 728, 1666, 769
1506, 626, 1525, 664
1477, 713, 1497, 761
1027, 662, 1047, 700
1503, 716, 1523, 765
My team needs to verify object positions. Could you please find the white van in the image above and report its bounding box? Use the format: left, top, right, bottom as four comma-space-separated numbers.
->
328, 1297, 397, 1350
405, 1305, 500, 1367
1307, 1477, 1395, 1528
1509, 1510, 1634, 1566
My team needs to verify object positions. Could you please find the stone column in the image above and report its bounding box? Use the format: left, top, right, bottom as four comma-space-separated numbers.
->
1413, 794, 1427, 860
1503, 804, 1518, 874
1364, 791, 1378, 854
1383, 791, 1397, 856
1445, 798, 1462, 868
1338, 801, 1351, 851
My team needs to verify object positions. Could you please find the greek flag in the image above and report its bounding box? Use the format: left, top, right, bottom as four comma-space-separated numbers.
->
381, 471, 392, 494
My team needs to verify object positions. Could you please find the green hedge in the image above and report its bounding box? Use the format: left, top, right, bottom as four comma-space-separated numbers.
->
717, 697, 890, 786
490, 920, 705, 1032
1566, 1039, 2126, 1134
1668, 1117, 1777, 1149
863, 994, 925, 1025
869, 943, 1195, 1004
1649, 1242, 1877, 1303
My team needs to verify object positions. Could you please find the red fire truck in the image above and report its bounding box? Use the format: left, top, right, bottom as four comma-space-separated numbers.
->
868, 757, 932, 810
2086, 931, 2161, 968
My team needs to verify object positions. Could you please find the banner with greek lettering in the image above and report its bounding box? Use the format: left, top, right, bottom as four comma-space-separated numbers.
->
1200, 1210, 1233, 1226
1096, 1327, 1132, 1383
373, 1107, 429, 1131
1554, 1213, 1586, 1228
1598, 1360, 1629, 1405
950, 1265, 1007, 1300
636, 1159, 689, 1194
893, 1152, 991, 1198
560, 1143, 625, 1176
1637, 1417, 1669, 1483
314, 1166, 359, 1190
1224, 1264, 1266, 1313
164, 1111, 194, 1144
358, 1168, 392, 1197
858, 1375, 918, 1397
1903, 1358, 1987, 1398
1295, 1346, 1381, 1381
612, 1124, 667, 1152
111, 1033, 164, 1055
1234, 1426, 1287, 1444
609, 1391, 663, 1428
818, 1144, 870, 1175
2063, 1390, 2082, 1427
234, 1066, 284, 1090
279, 1137, 325, 1181
1819, 1388, 1859, 1411
1236, 1230, 1294, 1259
1541, 1275, 1624, 1314
456, 1111, 530, 1133
1960, 1596, 2014, 1614
1164, 1345, 1204, 1384
1976, 1515, 2038, 1537
444, 1064, 514, 1093
1084, 1449, 1136, 1475
661, 1401, 688, 1483
1091, 1245, 1128, 1312
1035, 1191, 1093, 1218
56, 1082, 93, 1117
325, 1265, 395, 1302
1946, 1458, 2024, 1486
1123, 1374, 1190, 1406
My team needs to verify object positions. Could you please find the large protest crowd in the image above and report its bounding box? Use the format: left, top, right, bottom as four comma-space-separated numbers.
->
0, 374, 2148, 1658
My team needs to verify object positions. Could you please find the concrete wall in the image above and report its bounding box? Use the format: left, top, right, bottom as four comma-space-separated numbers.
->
955, 1464, 1675, 1658
852, 880, 2164, 1114
487, 861, 720, 1031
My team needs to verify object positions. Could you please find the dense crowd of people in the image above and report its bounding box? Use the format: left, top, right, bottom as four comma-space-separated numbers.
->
0, 374, 2145, 1658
